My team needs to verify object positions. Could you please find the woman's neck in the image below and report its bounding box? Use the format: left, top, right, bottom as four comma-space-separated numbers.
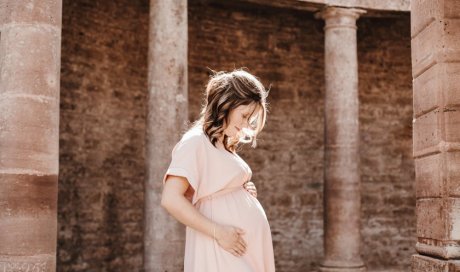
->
216, 136, 236, 154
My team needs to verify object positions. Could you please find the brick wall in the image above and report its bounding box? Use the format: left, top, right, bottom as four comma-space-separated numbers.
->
57, 0, 414, 271
58, 0, 148, 271
358, 16, 415, 270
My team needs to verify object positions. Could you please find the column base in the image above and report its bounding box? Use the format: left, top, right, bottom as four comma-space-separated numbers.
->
412, 254, 460, 271
415, 241, 460, 259
0, 255, 55, 271
319, 266, 366, 272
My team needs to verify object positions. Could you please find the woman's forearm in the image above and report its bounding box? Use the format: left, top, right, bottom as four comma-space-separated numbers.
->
161, 194, 215, 238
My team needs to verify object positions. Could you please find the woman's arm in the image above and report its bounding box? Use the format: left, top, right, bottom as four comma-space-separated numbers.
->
161, 175, 248, 257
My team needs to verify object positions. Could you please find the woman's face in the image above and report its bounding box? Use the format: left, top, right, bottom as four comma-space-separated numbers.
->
224, 103, 259, 139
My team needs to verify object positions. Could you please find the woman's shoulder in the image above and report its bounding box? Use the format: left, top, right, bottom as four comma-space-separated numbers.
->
177, 125, 208, 149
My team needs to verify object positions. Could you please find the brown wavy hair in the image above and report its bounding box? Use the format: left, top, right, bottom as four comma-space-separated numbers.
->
192, 69, 269, 152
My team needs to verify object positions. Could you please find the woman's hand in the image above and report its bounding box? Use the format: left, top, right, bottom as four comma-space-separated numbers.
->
215, 224, 247, 257
243, 181, 257, 198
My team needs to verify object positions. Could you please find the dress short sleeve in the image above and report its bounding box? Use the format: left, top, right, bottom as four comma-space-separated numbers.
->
162, 132, 204, 192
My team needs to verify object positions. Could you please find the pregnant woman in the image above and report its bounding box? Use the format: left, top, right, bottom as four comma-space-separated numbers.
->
160, 69, 276, 272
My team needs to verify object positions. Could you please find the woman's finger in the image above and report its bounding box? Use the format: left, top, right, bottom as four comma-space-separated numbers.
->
238, 240, 247, 250
236, 243, 246, 254
235, 241, 245, 251
234, 247, 243, 256
246, 185, 257, 193
230, 248, 240, 257
244, 182, 256, 189
238, 234, 247, 245
236, 228, 246, 235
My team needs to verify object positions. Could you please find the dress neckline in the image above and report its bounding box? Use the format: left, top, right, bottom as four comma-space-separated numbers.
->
196, 126, 239, 158
215, 142, 238, 156
195, 126, 252, 181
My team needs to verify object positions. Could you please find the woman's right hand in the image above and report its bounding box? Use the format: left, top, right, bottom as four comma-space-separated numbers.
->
214, 224, 247, 257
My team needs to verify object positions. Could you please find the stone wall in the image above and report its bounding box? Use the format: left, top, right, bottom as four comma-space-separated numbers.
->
358, 16, 415, 270
58, 0, 148, 271
57, 0, 414, 271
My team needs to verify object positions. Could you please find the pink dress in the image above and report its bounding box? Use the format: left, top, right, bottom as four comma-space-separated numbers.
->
163, 125, 276, 272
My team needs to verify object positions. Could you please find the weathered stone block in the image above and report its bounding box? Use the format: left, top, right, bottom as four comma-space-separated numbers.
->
412, 19, 460, 78
443, 63, 460, 107
413, 109, 441, 154
0, 0, 62, 26
415, 154, 442, 198
412, 254, 460, 271
411, 0, 442, 37
444, 1, 460, 19
416, 198, 446, 240
412, 254, 449, 272
445, 109, 460, 143
413, 62, 460, 118
411, 19, 441, 77
0, 255, 56, 272
0, 173, 58, 255
416, 198, 460, 240
0, 97, 58, 172
446, 151, 460, 197
449, 198, 460, 240
0, 25, 61, 99
411, 0, 460, 36
415, 151, 460, 198
413, 63, 440, 117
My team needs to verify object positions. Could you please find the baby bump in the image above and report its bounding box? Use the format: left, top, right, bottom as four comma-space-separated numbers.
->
196, 188, 270, 234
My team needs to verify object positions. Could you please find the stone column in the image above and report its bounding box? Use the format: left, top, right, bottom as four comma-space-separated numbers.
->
144, 0, 188, 271
0, 0, 62, 271
411, 0, 460, 270
316, 7, 366, 272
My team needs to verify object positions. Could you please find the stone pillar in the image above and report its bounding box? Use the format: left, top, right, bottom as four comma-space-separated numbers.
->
316, 7, 366, 272
144, 0, 188, 271
411, 0, 460, 270
0, 0, 62, 271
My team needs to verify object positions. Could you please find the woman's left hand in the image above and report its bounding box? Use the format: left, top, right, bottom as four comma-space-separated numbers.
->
243, 181, 257, 198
